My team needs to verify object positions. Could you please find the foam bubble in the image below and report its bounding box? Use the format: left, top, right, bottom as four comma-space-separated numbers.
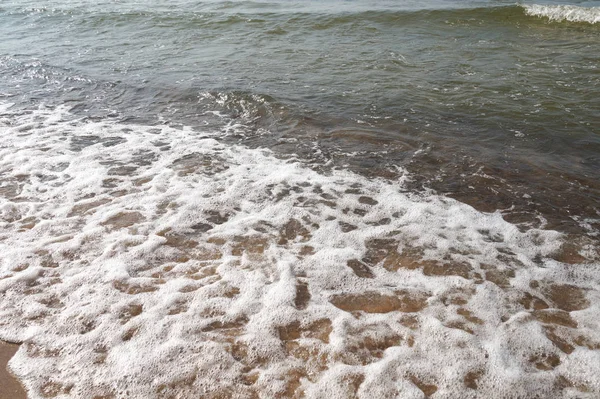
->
0, 103, 599, 398
523, 4, 600, 24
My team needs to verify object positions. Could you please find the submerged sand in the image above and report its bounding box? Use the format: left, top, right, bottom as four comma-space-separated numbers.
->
0, 341, 26, 399
0, 106, 598, 398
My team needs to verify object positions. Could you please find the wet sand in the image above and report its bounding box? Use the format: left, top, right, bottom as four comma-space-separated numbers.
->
0, 341, 27, 399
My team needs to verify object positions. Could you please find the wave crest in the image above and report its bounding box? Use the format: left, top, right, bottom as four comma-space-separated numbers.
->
522, 4, 600, 24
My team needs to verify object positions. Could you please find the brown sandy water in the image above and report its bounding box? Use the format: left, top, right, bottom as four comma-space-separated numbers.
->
2, 160, 598, 398
0, 341, 26, 399
9, 227, 597, 398
231, 117, 600, 241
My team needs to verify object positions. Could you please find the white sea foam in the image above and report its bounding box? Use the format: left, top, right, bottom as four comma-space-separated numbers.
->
0, 103, 599, 398
523, 4, 600, 24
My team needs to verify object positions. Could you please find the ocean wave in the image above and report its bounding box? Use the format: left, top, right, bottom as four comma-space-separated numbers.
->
3, 4, 599, 30
522, 4, 600, 24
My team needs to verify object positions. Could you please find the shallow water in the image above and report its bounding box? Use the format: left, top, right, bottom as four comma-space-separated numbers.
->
0, 1, 599, 398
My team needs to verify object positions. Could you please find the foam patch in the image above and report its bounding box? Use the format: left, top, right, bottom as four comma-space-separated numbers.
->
523, 4, 600, 24
0, 103, 599, 398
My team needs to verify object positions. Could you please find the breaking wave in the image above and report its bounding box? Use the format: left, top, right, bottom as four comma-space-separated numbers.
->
522, 4, 600, 24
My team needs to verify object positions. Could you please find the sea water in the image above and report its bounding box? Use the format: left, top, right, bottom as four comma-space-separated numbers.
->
0, 1, 599, 398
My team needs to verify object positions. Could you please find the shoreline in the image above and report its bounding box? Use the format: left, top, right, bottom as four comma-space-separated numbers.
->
0, 341, 27, 399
